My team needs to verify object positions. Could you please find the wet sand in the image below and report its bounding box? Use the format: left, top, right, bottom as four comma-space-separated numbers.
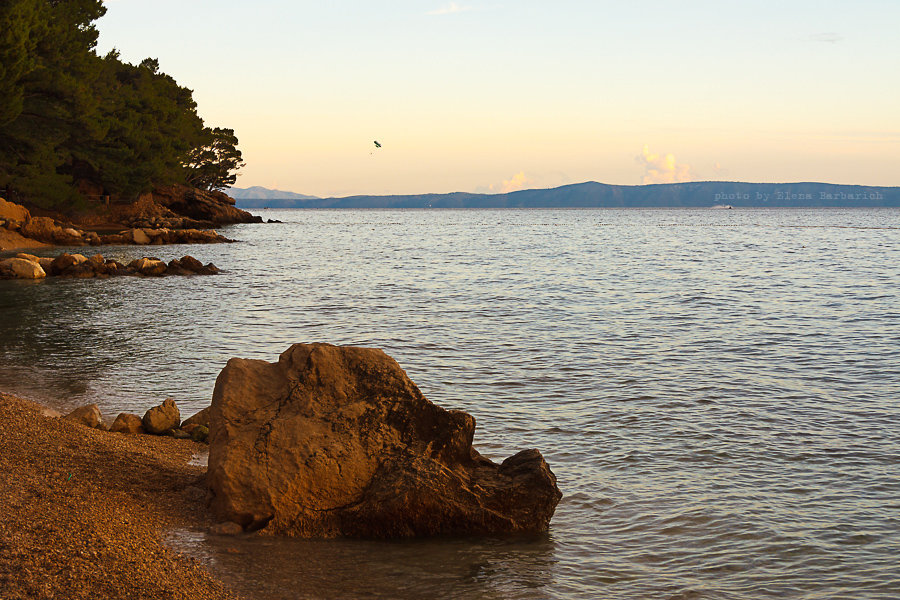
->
0, 393, 238, 600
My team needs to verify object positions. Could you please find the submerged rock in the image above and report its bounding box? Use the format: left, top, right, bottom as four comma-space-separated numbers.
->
207, 343, 562, 538
209, 521, 243, 536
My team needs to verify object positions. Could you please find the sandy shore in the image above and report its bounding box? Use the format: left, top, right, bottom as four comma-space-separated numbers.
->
0, 393, 238, 600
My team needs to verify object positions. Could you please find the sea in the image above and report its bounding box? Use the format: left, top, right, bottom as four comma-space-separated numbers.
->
1, 208, 898, 599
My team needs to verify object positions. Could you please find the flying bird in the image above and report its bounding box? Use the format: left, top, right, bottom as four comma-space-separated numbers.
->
373, 140, 382, 148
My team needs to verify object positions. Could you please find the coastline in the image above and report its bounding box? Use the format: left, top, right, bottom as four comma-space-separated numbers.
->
0, 189, 260, 253
0, 392, 238, 600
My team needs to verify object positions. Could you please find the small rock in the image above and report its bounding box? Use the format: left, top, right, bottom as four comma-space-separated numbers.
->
128, 257, 167, 276
49, 253, 87, 275
110, 413, 145, 434
142, 259, 167, 276
104, 260, 126, 276
67, 262, 96, 278
64, 404, 104, 429
142, 398, 181, 434
189, 425, 209, 443
0, 257, 46, 279
179, 255, 205, 273
63, 227, 82, 238
131, 228, 151, 244
182, 406, 210, 429
166, 258, 191, 275
172, 429, 191, 440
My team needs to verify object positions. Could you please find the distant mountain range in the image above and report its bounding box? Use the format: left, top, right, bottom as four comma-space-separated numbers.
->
230, 181, 900, 209
226, 186, 319, 201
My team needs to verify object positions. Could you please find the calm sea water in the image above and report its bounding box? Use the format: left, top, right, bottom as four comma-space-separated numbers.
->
2, 208, 899, 599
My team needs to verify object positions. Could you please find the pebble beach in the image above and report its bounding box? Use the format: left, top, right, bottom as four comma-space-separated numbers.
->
0, 393, 236, 600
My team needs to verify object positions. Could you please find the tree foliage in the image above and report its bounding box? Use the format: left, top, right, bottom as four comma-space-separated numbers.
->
184, 127, 245, 191
0, 0, 242, 209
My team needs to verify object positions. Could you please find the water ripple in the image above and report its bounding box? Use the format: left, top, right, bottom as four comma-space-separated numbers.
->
2, 208, 900, 598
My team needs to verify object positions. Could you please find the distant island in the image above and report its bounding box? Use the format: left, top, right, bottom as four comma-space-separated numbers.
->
231, 181, 900, 209
227, 186, 319, 202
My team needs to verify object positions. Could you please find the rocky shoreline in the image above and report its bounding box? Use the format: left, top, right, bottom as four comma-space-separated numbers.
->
0, 217, 233, 248
0, 345, 562, 597
1, 252, 220, 280
62, 397, 211, 444
0, 186, 263, 252
0, 392, 236, 600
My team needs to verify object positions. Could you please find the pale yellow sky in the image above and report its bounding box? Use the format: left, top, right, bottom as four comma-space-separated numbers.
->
98, 1, 899, 197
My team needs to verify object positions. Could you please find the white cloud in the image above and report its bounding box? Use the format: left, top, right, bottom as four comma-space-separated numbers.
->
637, 145, 693, 184
488, 171, 535, 194
427, 2, 473, 15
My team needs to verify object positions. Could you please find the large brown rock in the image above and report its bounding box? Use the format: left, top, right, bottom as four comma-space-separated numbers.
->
207, 343, 562, 538
142, 398, 180, 434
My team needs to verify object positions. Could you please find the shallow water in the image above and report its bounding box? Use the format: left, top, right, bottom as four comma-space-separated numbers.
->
2, 208, 899, 598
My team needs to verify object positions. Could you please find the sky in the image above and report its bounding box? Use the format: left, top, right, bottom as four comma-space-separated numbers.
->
96, 1, 900, 197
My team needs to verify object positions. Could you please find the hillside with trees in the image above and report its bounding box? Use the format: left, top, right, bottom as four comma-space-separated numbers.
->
234, 181, 900, 209
0, 0, 243, 213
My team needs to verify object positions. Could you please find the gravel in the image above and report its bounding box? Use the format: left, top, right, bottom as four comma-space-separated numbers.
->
0, 393, 240, 600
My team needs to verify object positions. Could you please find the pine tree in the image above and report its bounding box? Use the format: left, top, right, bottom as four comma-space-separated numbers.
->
0, 0, 244, 210
184, 127, 245, 191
